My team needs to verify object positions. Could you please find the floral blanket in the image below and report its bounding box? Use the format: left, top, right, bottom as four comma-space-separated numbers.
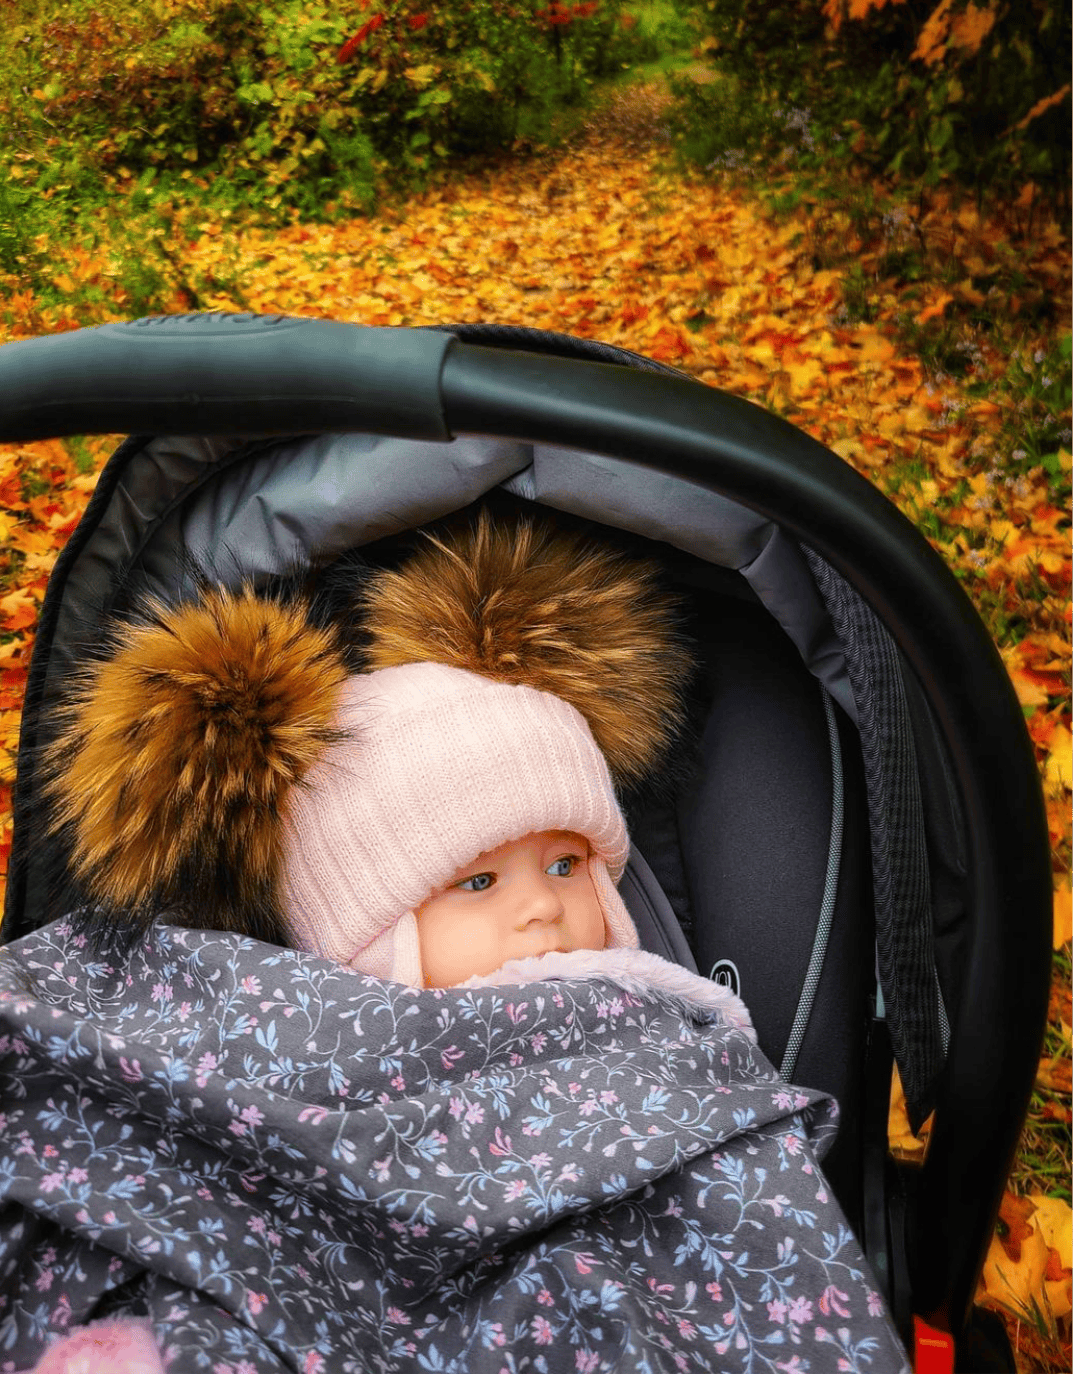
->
0, 921, 909, 1373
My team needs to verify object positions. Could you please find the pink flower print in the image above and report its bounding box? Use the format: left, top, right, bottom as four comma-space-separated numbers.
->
488, 1128, 512, 1156
304, 1353, 326, 1374
531, 1315, 554, 1344
676, 1318, 697, 1340
39, 1172, 66, 1194
574, 1252, 596, 1274
465, 1102, 485, 1125
246, 1291, 268, 1314
706, 1281, 723, 1302
391, 1075, 406, 1091
385, 1307, 411, 1325
248, 1216, 267, 1235
527, 1152, 552, 1170
482, 1322, 506, 1348
229, 1104, 265, 1137
819, 1285, 851, 1318
816, 1184, 829, 1204
372, 1156, 392, 1182
34, 1267, 54, 1291
537, 1288, 555, 1306
783, 1132, 802, 1155
775, 1358, 807, 1372
530, 1032, 547, 1054
196, 1051, 218, 1087
119, 1057, 143, 1082
763, 1194, 791, 1217
151, 982, 172, 1002
240, 976, 262, 995
556, 1163, 580, 1183
510, 1052, 524, 1066
576, 1353, 600, 1373
177, 1001, 193, 1021
504, 1179, 529, 1202
441, 1045, 464, 1071
767, 1299, 788, 1325
68, 1168, 88, 1184
448, 1097, 465, 1119
788, 1297, 813, 1325
599, 1090, 618, 1104
867, 1289, 886, 1317
43, 1145, 58, 1158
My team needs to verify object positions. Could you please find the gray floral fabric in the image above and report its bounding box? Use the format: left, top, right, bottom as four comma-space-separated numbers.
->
0, 920, 909, 1373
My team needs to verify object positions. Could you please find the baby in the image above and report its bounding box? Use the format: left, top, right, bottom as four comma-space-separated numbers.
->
9, 511, 910, 1373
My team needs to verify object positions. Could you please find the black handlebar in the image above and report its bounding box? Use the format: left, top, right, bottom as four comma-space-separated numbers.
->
0, 314, 454, 442
0, 314, 1052, 1344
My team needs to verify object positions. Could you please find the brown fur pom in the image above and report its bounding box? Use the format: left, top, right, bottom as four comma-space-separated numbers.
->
360, 511, 690, 788
45, 585, 348, 936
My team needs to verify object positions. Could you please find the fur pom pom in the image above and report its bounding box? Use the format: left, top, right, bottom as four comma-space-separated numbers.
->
358, 511, 690, 788
45, 585, 348, 940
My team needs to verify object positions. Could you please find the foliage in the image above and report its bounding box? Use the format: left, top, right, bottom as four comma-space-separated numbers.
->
0, 0, 642, 228
668, 0, 1071, 206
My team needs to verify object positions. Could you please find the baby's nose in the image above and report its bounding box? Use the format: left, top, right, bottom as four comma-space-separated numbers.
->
514, 876, 564, 927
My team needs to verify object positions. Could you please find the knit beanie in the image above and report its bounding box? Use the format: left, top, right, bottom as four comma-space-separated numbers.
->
280, 661, 638, 983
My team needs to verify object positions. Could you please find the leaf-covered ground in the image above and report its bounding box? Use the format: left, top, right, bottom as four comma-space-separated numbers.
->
0, 77, 1069, 1365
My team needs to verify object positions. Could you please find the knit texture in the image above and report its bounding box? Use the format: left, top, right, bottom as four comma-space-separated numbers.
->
280, 662, 637, 981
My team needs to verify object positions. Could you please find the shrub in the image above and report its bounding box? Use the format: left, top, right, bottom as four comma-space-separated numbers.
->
668, 0, 1071, 207
0, 0, 642, 224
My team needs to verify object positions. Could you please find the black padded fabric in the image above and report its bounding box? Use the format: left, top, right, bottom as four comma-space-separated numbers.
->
628, 591, 874, 1231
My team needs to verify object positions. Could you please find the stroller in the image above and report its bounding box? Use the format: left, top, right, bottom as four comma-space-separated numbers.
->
0, 313, 1053, 1369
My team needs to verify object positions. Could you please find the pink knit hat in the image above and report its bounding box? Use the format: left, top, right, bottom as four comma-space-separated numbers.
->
280, 661, 639, 984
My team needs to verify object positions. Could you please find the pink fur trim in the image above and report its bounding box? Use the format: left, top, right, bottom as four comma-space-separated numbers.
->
23, 1319, 164, 1374
462, 947, 756, 1041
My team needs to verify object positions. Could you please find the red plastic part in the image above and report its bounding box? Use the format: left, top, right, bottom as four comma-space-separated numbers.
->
914, 1315, 956, 1374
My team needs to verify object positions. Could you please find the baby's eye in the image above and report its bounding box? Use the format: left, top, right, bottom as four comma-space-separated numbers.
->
456, 872, 495, 892
546, 855, 581, 878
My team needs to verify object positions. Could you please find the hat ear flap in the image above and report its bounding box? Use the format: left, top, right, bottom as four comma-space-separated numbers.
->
44, 584, 349, 946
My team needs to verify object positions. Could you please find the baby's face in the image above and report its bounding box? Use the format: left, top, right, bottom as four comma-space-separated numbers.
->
415, 830, 606, 988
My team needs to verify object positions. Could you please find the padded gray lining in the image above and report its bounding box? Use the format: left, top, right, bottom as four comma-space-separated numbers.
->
138, 433, 856, 722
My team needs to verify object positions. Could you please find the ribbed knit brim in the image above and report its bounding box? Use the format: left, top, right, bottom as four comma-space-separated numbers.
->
279, 662, 637, 982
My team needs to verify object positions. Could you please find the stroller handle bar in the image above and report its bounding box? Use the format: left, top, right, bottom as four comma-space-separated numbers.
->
0, 314, 1052, 1338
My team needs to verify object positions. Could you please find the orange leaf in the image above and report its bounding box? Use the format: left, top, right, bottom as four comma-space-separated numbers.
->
915, 291, 954, 324
1014, 85, 1072, 133
0, 588, 39, 633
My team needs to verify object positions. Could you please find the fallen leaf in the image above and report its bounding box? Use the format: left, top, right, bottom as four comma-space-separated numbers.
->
1036, 1056, 1072, 1094
1055, 886, 1073, 949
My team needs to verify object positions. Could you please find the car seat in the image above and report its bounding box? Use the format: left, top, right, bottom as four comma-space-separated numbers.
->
0, 314, 1052, 1370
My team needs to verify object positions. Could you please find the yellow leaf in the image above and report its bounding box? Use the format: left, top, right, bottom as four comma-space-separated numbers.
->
1044, 724, 1072, 793
1054, 886, 1072, 950
1032, 1195, 1073, 1269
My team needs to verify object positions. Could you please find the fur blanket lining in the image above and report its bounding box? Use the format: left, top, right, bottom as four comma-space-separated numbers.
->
462, 946, 756, 1041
